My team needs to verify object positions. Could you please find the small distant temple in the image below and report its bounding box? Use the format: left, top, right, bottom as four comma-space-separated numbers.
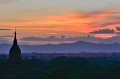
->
8, 29, 22, 64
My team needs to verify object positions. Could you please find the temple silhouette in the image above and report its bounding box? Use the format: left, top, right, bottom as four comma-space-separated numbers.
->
8, 28, 22, 65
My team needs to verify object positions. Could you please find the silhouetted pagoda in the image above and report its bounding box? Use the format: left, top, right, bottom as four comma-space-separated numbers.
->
8, 29, 22, 64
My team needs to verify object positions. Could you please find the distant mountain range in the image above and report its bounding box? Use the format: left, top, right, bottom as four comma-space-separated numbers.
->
0, 41, 120, 53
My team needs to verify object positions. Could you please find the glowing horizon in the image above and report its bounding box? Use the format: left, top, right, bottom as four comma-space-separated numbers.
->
0, 0, 120, 44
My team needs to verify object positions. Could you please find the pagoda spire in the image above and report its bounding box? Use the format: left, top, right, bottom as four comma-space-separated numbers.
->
13, 27, 17, 45
8, 27, 22, 64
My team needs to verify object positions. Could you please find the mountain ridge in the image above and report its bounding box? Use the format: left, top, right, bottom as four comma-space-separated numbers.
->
0, 41, 120, 53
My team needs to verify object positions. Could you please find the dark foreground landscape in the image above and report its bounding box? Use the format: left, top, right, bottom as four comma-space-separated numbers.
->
0, 54, 120, 79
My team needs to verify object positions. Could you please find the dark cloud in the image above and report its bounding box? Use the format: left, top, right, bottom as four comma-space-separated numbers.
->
116, 27, 120, 31
21, 36, 66, 41
21, 35, 104, 43
90, 29, 115, 34
20, 35, 120, 44
90, 21, 120, 28
0, 35, 13, 37
78, 8, 120, 19
80, 8, 120, 28
101, 22, 120, 27
0, 29, 12, 30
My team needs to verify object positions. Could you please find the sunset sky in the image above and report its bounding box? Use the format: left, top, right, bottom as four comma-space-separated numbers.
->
1, 0, 120, 44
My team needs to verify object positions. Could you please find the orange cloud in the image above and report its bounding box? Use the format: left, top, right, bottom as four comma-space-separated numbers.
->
1, 7, 120, 38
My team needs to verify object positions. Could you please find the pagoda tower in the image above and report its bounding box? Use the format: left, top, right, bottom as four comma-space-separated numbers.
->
8, 28, 22, 64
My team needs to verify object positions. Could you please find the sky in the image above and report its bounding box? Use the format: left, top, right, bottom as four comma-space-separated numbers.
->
1, 0, 120, 44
